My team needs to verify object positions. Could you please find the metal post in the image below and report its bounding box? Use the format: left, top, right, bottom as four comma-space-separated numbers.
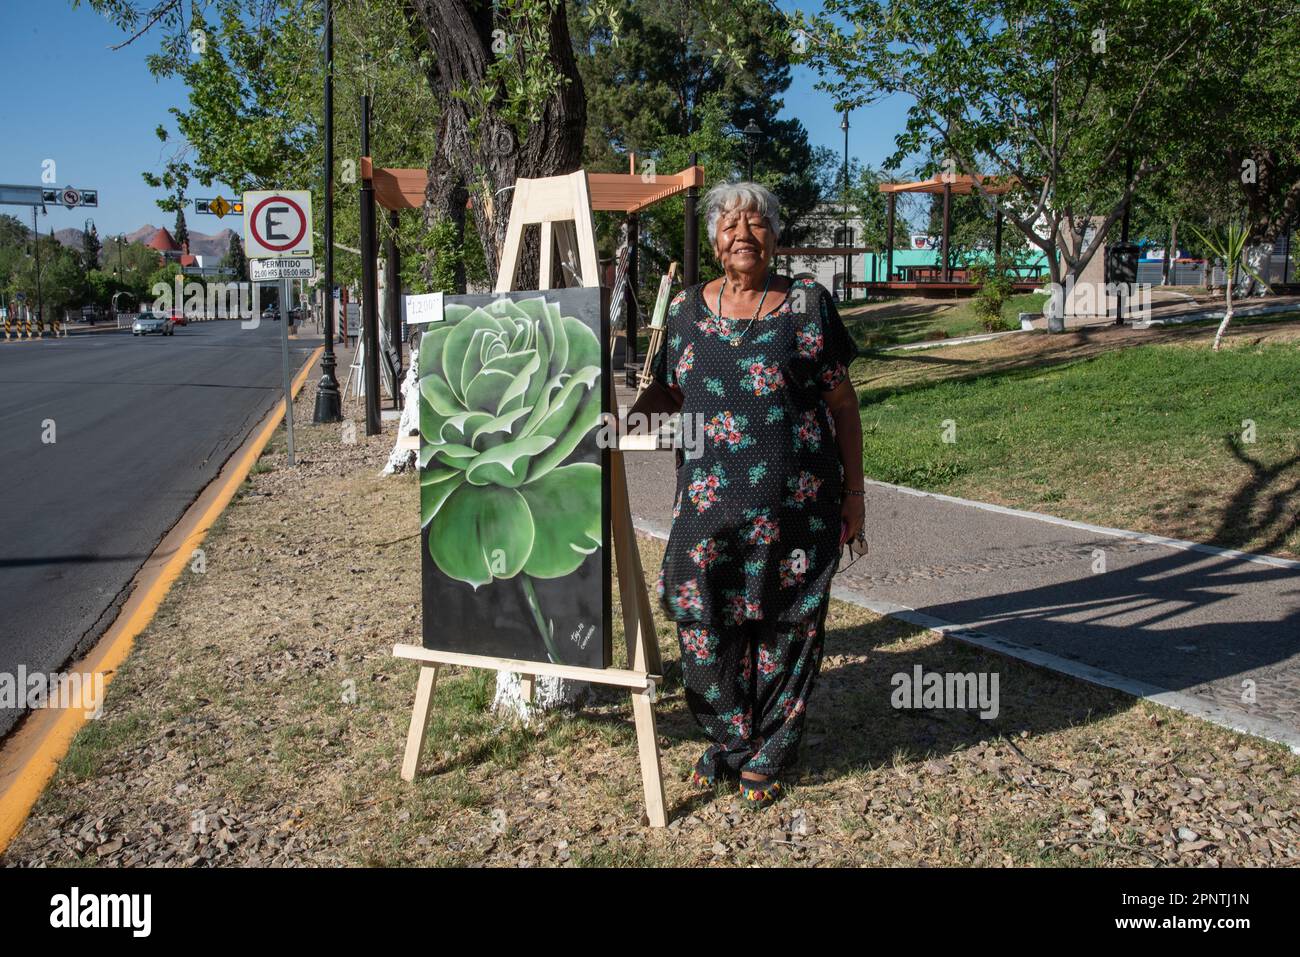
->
280, 276, 296, 465
886, 193, 896, 283
941, 182, 952, 282
385, 209, 403, 408
359, 94, 381, 436
627, 212, 639, 364
313, 0, 343, 423
841, 109, 850, 301
32, 206, 43, 335
683, 151, 699, 286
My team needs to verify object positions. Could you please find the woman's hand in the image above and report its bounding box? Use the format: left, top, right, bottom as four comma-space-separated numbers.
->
841, 490, 865, 545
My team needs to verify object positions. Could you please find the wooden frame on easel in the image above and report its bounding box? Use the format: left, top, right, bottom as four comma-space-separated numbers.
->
392, 169, 669, 828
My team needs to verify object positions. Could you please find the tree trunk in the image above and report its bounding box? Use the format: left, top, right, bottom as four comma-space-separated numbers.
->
411, 0, 587, 290
1214, 265, 1234, 351
410, 0, 591, 718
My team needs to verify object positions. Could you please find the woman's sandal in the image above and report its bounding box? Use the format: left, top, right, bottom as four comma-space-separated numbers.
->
738, 775, 784, 808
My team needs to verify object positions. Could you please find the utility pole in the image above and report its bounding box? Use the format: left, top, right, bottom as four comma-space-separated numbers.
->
32, 206, 43, 333
313, 0, 344, 423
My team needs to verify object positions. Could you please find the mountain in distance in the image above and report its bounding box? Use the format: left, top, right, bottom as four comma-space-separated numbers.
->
52, 224, 235, 262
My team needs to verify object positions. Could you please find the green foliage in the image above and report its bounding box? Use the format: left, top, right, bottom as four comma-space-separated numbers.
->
571, 0, 824, 280
797, 0, 1272, 283
222, 232, 247, 281
969, 259, 1016, 331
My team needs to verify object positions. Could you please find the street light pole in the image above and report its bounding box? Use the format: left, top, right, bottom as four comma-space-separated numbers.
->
313, 0, 344, 423
742, 119, 761, 180
841, 109, 850, 302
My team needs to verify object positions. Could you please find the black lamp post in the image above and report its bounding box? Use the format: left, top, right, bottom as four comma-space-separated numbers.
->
313, 0, 344, 423
742, 120, 761, 180
841, 109, 851, 301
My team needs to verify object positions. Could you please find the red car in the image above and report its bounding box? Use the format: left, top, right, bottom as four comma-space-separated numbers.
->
168, 311, 187, 327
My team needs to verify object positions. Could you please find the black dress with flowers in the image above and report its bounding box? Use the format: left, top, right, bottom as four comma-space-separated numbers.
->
651, 277, 858, 633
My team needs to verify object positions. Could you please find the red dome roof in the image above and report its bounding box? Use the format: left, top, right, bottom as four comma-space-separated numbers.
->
146, 227, 180, 252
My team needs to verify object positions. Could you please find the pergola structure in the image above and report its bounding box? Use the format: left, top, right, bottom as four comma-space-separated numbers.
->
359, 153, 704, 375
878, 173, 1021, 290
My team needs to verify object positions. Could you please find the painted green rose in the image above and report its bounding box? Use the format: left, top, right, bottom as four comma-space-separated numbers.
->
418, 296, 602, 596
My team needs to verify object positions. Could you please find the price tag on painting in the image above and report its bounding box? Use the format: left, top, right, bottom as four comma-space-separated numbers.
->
404, 292, 444, 325
243, 190, 314, 259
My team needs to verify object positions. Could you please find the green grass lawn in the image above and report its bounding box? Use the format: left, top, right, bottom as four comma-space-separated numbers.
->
843, 292, 1049, 351
858, 336, 1300, 556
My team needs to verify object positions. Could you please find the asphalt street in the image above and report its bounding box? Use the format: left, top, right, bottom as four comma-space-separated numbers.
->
0, 320, 320, 736
616, 382, 1300, 751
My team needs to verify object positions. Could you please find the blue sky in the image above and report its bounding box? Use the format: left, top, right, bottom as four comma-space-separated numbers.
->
0, 1, 914, 240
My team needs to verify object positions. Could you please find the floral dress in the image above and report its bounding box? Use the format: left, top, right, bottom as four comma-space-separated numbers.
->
651, 276, 858, 777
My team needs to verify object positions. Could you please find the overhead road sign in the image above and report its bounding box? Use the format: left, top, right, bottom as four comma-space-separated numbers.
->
38, 187, 98, 208
0, 185, 46, 206
195, 196, 243, 218
243, 190, 313, 259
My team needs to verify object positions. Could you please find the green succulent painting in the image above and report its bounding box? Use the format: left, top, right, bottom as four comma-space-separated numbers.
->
418, 295, 603, 663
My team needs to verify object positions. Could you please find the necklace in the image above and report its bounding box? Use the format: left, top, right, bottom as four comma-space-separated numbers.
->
716, 272, 772, 347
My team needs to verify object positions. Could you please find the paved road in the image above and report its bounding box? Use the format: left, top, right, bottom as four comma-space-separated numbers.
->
0, 320, 319, 736
616, 383, 1300, 752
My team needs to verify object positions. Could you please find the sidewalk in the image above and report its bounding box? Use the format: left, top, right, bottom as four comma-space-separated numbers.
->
616, 382, 1300, 754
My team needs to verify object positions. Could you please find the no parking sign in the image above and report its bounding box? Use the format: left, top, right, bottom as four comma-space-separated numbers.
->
242, 190, 313, 259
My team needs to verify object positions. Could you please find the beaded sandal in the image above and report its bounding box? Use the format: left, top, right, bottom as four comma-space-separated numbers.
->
738, 775, 784, 808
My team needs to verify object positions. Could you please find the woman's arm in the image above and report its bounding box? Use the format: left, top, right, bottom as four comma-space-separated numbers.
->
823, 379, 865, 542
626, 378, 683, 431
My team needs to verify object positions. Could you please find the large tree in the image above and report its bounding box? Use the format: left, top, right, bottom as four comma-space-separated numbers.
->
798, 0, 1277, 311
411, 0, 588, 289
571, 0, 824, 256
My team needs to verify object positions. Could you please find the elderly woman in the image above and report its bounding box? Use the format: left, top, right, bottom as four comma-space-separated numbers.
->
629, 182, 864, 807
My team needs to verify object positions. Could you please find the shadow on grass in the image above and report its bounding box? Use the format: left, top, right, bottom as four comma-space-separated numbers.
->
1208, 439, 1300, 555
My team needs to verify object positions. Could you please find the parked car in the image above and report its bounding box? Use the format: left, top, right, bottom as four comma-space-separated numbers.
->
262, 303, 281, 321
168, 310, 187, 327
132, 313, 174, 336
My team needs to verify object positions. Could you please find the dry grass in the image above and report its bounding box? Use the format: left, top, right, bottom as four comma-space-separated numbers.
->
3, 368, 1298, 868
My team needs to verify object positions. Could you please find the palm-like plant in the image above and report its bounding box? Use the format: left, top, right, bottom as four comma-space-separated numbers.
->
1189, 222, 1267, 351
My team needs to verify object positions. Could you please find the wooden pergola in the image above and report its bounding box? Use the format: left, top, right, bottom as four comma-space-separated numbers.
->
879, 173, 1017, 285
358, 154, 705, 374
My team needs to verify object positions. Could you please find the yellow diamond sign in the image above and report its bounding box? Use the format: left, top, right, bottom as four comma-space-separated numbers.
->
210, 195, 231, 218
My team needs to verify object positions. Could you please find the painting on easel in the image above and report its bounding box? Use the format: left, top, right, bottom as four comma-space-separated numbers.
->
418, 288, 611, 668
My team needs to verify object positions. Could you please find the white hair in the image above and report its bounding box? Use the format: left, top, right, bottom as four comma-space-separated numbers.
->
704, 181, 782, 245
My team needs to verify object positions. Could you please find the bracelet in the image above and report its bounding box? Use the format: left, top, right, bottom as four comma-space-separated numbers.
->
842, 488, 865, 497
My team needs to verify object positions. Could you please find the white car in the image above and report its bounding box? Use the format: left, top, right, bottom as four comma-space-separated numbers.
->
132, 313, 174, 336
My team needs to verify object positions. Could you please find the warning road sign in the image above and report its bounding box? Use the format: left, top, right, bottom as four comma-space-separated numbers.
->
196, 196, 242, 218
243, 190, 313, 259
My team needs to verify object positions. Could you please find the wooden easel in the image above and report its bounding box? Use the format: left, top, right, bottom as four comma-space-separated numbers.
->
636, 262, 678, 393
393, 170, 669, 828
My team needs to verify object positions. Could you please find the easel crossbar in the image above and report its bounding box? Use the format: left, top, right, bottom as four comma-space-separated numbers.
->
393, 644, 658, 691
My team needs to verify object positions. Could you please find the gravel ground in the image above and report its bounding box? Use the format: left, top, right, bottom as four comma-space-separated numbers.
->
4, 355, 1298, 868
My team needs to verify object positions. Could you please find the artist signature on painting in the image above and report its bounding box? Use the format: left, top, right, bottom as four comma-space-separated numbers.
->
569, 623, 595, 650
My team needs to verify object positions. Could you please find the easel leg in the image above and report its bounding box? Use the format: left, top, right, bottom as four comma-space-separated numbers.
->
401, 664, 440, 782
520, 674, 535, 704
631, 686, 667, 827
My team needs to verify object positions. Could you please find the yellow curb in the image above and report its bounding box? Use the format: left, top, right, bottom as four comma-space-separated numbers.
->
0, 345, 325, 854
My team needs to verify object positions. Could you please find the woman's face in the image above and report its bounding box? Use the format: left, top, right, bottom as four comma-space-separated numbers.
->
713, 206, 776, 278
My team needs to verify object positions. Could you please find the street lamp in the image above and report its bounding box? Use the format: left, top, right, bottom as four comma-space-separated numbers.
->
742, 119, 762, 180
841, 109, 851, 302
